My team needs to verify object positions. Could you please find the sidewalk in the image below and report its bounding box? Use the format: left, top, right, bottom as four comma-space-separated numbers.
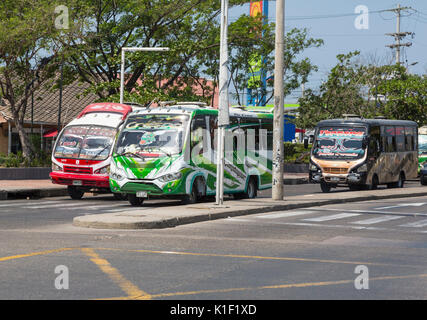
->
0, 180, 67, 200
73, 186, 427, 230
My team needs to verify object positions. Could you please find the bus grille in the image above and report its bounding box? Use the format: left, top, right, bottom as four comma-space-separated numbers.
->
323, 167, 348, 174
64, 166, 93, 174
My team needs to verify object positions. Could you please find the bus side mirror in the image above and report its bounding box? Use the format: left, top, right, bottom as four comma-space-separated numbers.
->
303, 138, 308, 149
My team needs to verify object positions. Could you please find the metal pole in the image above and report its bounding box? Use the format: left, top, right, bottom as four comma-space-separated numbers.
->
120, 49, 125, 104
119, 47, 169, 105
396, 3, 401, 64
31, 83, 34, 135
57, 60, 63, 132
272, 0, 285, 201
8, 121, 11, 155
215, 0, 230, 205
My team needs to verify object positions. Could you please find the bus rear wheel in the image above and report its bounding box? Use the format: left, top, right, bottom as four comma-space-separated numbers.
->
388, 172, 405, 189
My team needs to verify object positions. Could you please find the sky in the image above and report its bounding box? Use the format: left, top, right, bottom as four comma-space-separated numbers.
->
229, 0, 427, 104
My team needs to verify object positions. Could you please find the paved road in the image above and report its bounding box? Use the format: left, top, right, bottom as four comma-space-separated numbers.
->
0, 182, 426, 301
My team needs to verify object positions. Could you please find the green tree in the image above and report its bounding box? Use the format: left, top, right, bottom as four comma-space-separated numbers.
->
296, 51, 427, 128
0, 0, 61, 159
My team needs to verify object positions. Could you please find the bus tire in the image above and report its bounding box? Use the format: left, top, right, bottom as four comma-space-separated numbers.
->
113, 193, 127, 200
320, 181, 331, 193
388, 172, 405, 188
182, 177, 205, 204
68, 186, 84, 200
245, 176, 258, 199
128, 194, 144, 206
369, 175, 379, 190
182, 184, 198, 204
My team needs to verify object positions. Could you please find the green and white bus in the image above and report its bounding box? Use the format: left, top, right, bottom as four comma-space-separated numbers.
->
109, 102, 273, 206
418, 126, 427, 170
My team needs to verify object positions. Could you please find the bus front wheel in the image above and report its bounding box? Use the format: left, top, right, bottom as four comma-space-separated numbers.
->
128, 194, 144, 206
320, 181, 331, 193
68, 186, 84, 200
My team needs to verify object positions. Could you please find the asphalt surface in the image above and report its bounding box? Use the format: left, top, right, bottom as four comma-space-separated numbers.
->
0, 181, 426, 300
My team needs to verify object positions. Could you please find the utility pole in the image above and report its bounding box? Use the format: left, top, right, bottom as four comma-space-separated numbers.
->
385, 4, 414, 64
216, 0, 230, 206
272, 0, 285, 201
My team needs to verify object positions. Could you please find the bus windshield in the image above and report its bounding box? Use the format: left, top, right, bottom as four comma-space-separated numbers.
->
115, 114, 189, 157
419, 134, 427, 155
54, 125, 116, 160
313, 126, 367, 160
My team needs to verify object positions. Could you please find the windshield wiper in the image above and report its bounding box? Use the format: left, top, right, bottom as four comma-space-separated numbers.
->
89, 144, 111, 160
116, 151, 145, 160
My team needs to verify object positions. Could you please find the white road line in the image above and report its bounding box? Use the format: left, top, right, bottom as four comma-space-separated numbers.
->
255, 210, 315, 219
375, 203, 426, 210
0, 200, 63, 208
399, 219, 427, 228
303, 213, 361, 222
23, 201, 129, 210
351, 215, 404, 225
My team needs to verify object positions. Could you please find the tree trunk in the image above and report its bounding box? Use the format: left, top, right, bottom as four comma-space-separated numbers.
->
13, 117, 34, 160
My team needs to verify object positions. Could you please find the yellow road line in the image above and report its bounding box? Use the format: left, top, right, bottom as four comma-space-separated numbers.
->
95, 247, 415, 268
81, 248, 151, 300
150, 273, 427, 298
0, 248, 75, 262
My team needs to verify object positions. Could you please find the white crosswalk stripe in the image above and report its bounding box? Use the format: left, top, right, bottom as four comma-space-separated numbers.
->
302, 213, 361, 222
399, 219, 427, 228
351, 215, 404, 225
255, 210, 314, 219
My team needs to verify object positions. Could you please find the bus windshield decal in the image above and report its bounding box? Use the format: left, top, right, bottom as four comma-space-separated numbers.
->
313, 127, 366, 159
54, 125, 116, 161
115, 114, 189, 157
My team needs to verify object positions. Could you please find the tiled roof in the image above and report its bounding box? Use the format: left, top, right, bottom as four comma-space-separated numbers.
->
0, 80, 99, 126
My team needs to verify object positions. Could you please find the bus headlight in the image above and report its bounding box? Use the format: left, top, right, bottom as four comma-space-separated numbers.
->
52, 163, 63, 172
111, 172, 125, 181
110, 163, 126, 181
310, 164, 319, 171
95, 165, 110, 175
357, 164, 368, 173
158, 172, 182, 182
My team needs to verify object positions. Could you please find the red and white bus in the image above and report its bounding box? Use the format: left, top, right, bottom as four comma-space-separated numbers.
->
50, 102, 137, 199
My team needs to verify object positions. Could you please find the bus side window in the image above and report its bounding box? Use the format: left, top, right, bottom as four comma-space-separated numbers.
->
395, 127, 405, 152
369, 126, 380, 156
191, 115, 207, 149
385, 126, 396, 152
261, 118, 273, 151
405, 126, 414, 151
209, 115, 218, 150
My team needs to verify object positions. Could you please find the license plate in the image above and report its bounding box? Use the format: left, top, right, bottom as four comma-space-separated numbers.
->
73, 180, 83, 186
136, 191, 148, 198
330, 177, 340, 182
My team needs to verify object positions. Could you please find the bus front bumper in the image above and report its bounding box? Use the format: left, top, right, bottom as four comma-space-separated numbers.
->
50, 171, 110, 188
310, 172, 367, 185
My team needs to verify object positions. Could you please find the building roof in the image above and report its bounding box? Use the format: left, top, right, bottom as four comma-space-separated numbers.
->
0, 80, 99, 126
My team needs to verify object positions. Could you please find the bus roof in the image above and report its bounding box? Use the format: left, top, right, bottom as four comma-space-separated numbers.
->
316, 118, 417, 128
77, 103, 133, 120
129, 104, 272, 119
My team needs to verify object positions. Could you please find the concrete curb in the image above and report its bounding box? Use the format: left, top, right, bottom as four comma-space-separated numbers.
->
0, 187, 68, 200
72, 188, 427, 230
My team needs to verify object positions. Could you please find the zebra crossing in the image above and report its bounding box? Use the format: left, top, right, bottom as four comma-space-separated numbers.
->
226, 208, 427, 233
0, 197, 142, 214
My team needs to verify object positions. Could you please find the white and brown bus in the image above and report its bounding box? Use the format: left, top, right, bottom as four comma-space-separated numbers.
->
309, 117, 418, 192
